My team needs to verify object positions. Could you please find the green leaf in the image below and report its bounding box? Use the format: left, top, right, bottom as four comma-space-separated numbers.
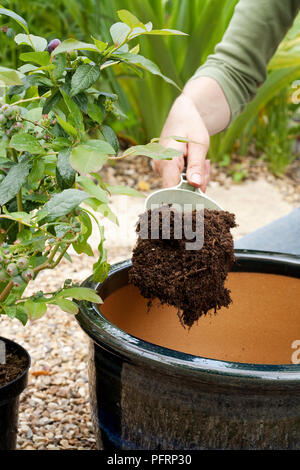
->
122, 142, 182, 160
87, 102, 103, 125
55, 114, 77, 137
130, 29, 188, 38
61, 89, 84, 133
117, 10, 143, 28
85, 198, 118, 225
51, 39, 99, 56
58, 287, 102, 303
0, 7, 28, 33
55, 298, 79, 314
42, 90, 60, 114
14, 34, 47, 52
70, 140, 114, 174
24, 300, 47, 320
52, 53, 67, 81
43, 189, 89, 220
106, 184, 142, 197
0, 161, 31, 205
101, 125, 119, 154
77, 176, 109, 203
72, 211, 93, 255
70, 64, 100, 96
56, 148, 76, 190
19, 51, 50, 66
110, 22, 131, 44
0, 66, 22, 86
92, 37, 108, 53
114, 53, 180, 89
15, 306, 28, 325
28, 158, 45, 187
10, 133, 44, 154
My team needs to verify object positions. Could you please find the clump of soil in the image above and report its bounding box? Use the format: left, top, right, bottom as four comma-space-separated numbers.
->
0, 343, 28, 387
129, 207, 236, 327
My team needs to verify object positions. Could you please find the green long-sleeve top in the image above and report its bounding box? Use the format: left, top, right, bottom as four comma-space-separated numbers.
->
193, 0, 300, 123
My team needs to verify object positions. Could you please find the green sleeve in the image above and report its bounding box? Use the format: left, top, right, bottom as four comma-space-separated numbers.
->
192, 0, 300, 123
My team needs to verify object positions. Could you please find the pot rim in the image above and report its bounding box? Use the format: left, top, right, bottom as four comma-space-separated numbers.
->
77, 250, 300, 384
0, 336, 31, 400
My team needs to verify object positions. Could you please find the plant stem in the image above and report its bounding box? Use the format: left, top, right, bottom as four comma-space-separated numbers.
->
12, 151, 23, 232
0, 281, 14, 303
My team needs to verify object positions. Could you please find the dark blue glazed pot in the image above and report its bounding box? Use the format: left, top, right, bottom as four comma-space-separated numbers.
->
0, 337, 30, 450
77, 250, 300, 450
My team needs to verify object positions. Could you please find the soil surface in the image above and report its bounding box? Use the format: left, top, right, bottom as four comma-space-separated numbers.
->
0, 343, 27, 387
129, 207, 236, 327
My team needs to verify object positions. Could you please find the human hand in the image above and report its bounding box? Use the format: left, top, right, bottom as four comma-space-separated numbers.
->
153, 93, 211, 192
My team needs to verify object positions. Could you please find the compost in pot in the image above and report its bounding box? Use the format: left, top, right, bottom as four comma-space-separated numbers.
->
0, 342, 28, 387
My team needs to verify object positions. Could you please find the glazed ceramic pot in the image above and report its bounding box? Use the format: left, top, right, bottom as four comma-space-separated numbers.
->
0, 337, 30, 450
77, 250, 300, 450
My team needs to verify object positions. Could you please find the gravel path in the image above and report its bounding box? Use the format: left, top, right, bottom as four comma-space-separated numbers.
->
0, 171, 298, 450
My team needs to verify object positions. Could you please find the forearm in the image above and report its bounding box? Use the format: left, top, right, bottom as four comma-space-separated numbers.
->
183, 76, 231, 135
192, 0, 300, 123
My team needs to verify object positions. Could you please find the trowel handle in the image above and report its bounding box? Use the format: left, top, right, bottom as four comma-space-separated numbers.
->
178, 158, 202, 193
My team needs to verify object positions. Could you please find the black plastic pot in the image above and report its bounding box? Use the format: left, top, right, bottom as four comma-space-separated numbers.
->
77, 250, 300, 450
0, 337, 30, 450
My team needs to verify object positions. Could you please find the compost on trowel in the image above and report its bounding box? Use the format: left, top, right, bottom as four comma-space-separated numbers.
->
129, 206, 236, 327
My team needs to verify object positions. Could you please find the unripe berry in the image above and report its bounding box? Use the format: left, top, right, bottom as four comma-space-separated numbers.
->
6, 262, 18, 277
0, 269, 8, 282
21, 269, 34, 282
17, 257, 28, 270
47, 39, 61, 53
12, 275, 25, 287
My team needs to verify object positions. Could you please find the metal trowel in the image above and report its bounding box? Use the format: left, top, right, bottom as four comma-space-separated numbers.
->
145, 166, 223, 211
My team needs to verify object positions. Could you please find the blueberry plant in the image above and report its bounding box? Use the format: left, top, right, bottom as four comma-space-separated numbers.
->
0, 7, 184, 323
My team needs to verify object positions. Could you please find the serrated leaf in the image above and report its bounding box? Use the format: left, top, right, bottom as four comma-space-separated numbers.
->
56, 148, 75, 189
10, 133, 44, 154
70, 64, 100, 96
19, 51, 50, 66
0, 161, 31, 205
43, 189, 89, 220
14, 34, 47, 52
51, 39, 98, 56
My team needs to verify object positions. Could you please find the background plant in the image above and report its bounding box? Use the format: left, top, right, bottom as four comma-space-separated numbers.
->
1, 1, 299, 175
0, 7, 183, 323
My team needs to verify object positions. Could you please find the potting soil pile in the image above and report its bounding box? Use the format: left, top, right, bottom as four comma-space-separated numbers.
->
129, 206, 236, 327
